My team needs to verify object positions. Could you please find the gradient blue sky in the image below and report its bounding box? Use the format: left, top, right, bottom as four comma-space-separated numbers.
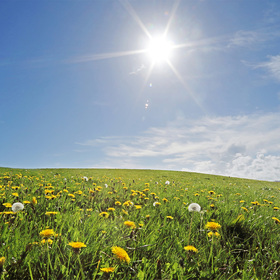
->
1, 0, 280, 181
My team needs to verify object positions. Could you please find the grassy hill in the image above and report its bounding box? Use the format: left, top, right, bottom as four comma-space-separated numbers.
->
0, 167, 279, 279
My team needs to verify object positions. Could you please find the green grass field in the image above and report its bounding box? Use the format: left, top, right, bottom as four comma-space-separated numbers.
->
0, 167, 279, 279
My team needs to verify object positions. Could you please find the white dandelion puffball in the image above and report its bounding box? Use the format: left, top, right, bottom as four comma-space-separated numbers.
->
188, 203, 201, 212
12, 202, 24, 212
165, 181, 170, 185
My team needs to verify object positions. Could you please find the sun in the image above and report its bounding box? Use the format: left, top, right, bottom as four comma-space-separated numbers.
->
146, 36, 173, 64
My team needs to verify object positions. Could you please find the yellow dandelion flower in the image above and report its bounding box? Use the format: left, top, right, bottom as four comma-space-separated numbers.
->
3, 203, 12, 208
153, 202, 161, 207
23, 200, 30, 204
208, 231, 220, 238
1, 211, 14, 215
112, 246, 130, 264
166, 216, 173, 220
251, 201, 260, 206
99, 212, 109, 218
134, 205, 142, 210
12, 193, 19, 197
107, 207, 115, 211
100, 267, 115, 273
68, 242, 87, 249
0, 257, 6, 266
74, 190, 83, 195
241, 207, 248, 212
162, 198, 168, 202
240, 200, 245, 203
274, 207, 279, 210
124, 221, 136, 229
45, 190, 54, 194
41, 239, 53, 245
184, 245, 198, 253
272, 217, 280, 224
205, 222, 221, 232
39, 229, 55, 238
123, 200, 133, 207
115, 201, 122, 206
45, 212, 58, 216
32, 197, 37, 205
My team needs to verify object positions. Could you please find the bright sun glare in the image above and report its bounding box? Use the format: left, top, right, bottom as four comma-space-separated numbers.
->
146, 36, 173, 64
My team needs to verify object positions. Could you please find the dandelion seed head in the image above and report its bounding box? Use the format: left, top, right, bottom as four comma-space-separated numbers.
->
188, 203, 201, 212
12, 202, 24, 212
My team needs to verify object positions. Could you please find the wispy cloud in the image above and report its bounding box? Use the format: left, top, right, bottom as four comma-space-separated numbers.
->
228, 30, 263, 48
76, 113, 280, 181
255, 55, 280, 82
228, 28, 280, 48
263, 3, 280, 24
129, 64, 146, 75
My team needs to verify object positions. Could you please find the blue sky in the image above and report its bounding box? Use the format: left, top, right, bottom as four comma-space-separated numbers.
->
1, 0, 280, 181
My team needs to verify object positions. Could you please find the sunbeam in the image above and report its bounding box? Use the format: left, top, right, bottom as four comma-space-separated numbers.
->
163, 0, 181, 37
119, 0, 152, 40
66, 49, 146, 63
166, 60, 207, 114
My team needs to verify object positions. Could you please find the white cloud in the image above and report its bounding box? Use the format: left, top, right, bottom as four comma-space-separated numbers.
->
225, 153, 280, 181
228, 30, 262, 47
77, 112, 280, 181
256, 55, 280, 82
228, 28, 280, 49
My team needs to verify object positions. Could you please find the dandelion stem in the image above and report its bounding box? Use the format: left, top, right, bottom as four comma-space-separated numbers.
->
208, 238, 214, 273
92, 260, 100, 280
28, 262, 34, 280
187, 212, 194, 245
77, 256, 85, 279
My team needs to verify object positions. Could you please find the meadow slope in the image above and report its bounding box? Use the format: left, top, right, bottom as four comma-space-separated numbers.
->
0, 167, 279, 279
